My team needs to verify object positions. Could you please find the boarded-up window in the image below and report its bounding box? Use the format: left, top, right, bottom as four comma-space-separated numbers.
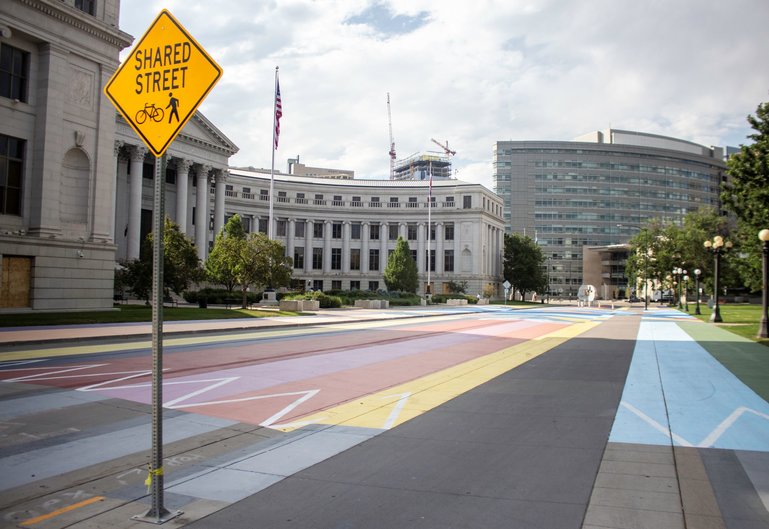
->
1, 255, 32, 308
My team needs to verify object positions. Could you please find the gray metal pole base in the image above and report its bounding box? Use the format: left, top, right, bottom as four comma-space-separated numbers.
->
133, 508, 183, 524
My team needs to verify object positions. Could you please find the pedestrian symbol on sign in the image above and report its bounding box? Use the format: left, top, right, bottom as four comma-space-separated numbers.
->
166, 92, 180, 123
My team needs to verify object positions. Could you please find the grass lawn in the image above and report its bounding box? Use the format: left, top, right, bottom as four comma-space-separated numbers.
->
0, 304, 302, 327
686, 303, 769, 347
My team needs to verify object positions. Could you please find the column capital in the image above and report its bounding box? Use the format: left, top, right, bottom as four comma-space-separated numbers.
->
174, 157, 193, 173
113, 140, 124, 157
129, 144, 147, 163
197, 165, 212, 181
214, 169, 228, 183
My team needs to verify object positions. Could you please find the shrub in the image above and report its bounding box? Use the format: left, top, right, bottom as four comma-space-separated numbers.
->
184, 288, 260, 304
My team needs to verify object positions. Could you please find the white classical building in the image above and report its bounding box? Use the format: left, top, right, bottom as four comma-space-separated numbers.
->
0, 0, 504, 311
113, 153, 504, 296
0, 0, 131, 311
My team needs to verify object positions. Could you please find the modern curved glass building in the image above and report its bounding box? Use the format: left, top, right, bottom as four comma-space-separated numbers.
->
493, 129, 727, 298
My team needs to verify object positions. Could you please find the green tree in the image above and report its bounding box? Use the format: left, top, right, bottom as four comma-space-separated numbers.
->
723, 101, 769, 292
503, 233, 547, 301
206, 220, 293, 308
123, 217, 202, 302
206, 214, 247, 292
384, 237, 419, 293
625, 210, 735, 300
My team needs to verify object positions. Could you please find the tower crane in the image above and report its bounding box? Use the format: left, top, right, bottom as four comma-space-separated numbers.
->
431, 138, 456, 156
387, 93, 396, 180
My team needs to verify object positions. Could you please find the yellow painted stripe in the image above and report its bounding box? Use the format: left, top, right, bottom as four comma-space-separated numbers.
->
20, 496, 105, 526
276, 320, 599, 432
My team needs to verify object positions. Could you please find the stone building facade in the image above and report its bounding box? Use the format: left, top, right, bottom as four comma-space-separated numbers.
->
0, 0, 131, 310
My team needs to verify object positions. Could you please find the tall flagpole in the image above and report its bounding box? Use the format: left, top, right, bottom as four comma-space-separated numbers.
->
427, 161, 432, 295
269, 66, 280, 240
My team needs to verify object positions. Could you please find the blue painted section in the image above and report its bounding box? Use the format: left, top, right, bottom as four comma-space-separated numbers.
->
610, 321, 769, 451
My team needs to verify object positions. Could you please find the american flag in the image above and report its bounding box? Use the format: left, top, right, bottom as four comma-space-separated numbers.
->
274, 78, 282, 149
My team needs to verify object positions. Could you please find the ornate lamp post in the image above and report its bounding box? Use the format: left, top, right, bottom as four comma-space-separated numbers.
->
704, 235, 732, 323
644, 248, 652, 311
759, 229, 769, 339
672, 267, 683, 309
683, 274, 689, 312
694, 268, 701, 315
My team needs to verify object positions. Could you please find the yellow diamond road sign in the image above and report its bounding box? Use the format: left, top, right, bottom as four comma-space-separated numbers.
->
105, 9, 222, 157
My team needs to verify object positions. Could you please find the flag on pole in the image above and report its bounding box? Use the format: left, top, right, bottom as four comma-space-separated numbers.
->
273, 76, 282, 150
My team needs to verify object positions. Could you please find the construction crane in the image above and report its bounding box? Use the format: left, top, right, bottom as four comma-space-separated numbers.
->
431, 138, 456, 157
387, 93, 397, 180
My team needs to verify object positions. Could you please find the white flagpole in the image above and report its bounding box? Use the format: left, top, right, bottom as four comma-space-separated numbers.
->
427, 161, 432, 295
269, 66, 279, 240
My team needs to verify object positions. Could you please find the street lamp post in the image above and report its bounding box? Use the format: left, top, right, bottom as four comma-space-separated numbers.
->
644, 248, 652, 311
704, 235, 732, 323
683, 274, 689, 312
694, 268, 701, 315
672, 267, 684, 309
759, 229, 769, 339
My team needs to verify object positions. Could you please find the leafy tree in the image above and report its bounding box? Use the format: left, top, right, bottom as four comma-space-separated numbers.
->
384, 237, 419, 293
123, 217, 202, 302
723, 101, 769, 292
503, 233, 547, 301
206, 215, 247, 292
446, 280, 468, 294
625, 209, 736, 300
207, 225, 293, 308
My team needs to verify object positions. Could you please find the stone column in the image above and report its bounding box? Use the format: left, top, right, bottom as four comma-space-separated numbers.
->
380, 222, 387, 272
436, 222, 444, 273
214, 170, 227, 238
417, 222, 426, 273
287, 218, 296, 266
399, 222, 407, 239
342, 221, 351, 273
195, 165, 211, 260
361, 222, 370, 273
323, 220, 332, 273
175, 158, 192, 236
110, 140, 123, 242
127, 145, 147, 260
304, 219, 313, 274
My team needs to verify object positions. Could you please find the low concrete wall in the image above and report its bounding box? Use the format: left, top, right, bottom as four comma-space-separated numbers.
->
279, 299, 320, 311
354, 299, 390, 309
446, 298, 468, 306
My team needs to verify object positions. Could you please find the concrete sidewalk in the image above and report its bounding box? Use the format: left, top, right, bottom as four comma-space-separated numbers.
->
0, 305, 454, 346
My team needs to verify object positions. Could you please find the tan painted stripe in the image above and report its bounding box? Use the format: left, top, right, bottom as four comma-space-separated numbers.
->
20, 496, 105, 526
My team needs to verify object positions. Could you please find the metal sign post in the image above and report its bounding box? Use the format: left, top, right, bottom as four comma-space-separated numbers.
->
133, 154, 181, 523
103, 9, 222, 523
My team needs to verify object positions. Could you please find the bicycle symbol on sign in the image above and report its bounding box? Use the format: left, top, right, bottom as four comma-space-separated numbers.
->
135, 102, 164, 124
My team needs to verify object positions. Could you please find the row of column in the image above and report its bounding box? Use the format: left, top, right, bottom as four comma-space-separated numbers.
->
276, 219, 458, 275
120, 143, 227, 261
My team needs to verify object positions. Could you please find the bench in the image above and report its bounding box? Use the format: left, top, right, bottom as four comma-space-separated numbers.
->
163, 296, 178, 308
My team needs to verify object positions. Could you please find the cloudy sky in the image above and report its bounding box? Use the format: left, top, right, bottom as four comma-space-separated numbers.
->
118, 0, 769, 190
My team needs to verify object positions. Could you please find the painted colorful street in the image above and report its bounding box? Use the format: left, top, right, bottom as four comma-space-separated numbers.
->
1, 304, 768, 528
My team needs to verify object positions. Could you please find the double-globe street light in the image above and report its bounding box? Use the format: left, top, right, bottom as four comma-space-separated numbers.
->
704, 235, 732, 323
759, 229, 769, 339
672, 267, 686, 310
694, 268, 701, 315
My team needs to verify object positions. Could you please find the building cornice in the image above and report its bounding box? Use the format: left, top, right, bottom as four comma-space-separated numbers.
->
19, 0, 133, 49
